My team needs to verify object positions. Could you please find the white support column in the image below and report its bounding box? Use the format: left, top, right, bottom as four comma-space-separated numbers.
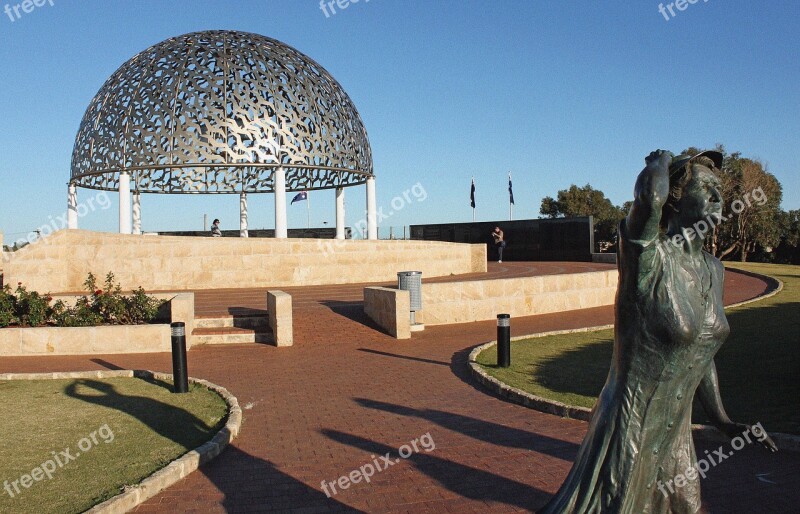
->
240, 192, 249, 237
366, 176, 377, 240
119, 172, 131, 234
132, 192, 142, 235
274, 167, 287, 239
335, 187, 345, 240
67, 183, 78, 229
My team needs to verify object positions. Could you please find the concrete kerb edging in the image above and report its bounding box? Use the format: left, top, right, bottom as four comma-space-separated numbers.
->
467, 325, 610, 422
0, 369, 242, 513
467, 271, 800, 452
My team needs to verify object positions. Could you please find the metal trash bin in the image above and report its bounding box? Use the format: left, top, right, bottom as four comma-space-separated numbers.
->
397, 271, 422, 324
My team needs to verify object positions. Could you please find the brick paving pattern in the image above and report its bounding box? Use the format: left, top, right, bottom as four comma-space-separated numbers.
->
0, 262, 795, 513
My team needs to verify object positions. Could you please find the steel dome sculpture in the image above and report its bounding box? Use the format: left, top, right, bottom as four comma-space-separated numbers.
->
67, 30, 377, 239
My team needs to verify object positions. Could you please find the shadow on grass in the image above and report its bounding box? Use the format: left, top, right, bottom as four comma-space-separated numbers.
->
528, 301, 800, 433
530, 338, 612, 400
65, 378, 218, 450
66, 378, 360, 511
697, 300, 800, 432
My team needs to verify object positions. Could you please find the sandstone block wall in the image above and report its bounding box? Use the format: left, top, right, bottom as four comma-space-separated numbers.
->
364, 287, 411, 339
0, 324, 171, 356
3, 230, 487, 293
267, 291, 293, 347
421, 270, 618, 325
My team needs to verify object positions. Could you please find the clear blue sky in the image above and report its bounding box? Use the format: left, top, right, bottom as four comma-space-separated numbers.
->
1, 0, 797, 241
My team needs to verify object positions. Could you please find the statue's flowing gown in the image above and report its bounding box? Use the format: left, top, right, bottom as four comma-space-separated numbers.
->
540, 221, 730, 514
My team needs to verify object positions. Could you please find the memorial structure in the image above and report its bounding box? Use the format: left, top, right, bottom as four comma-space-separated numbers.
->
68, 30, 376, 239
5, 30, 487, 293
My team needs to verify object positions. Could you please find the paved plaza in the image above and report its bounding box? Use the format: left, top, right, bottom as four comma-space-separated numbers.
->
1, 263, 797, 513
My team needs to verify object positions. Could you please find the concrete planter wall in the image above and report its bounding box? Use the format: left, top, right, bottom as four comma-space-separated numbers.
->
0, 324, 171, 356
0, 292, 194, 356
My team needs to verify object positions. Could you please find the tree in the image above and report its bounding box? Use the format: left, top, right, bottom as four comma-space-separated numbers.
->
771, 209, 800, 264
780, 209, 800, 248
539, 184, 625, 243
710, 150, 783, 262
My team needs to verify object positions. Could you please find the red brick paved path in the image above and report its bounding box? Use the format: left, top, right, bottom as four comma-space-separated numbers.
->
1, 263, 796, 513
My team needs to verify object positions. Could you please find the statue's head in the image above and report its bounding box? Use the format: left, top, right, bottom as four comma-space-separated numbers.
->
663, 151, 723, 230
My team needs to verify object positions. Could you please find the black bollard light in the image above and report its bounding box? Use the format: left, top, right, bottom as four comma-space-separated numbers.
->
497, 313, 511, 368
171, 322, 189, 393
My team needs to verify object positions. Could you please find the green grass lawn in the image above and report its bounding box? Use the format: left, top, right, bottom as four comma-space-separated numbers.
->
0, 376, 228, 514
476, 262, 800, 434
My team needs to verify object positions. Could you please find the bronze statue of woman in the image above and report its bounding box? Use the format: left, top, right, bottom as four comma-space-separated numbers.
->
540, 149, 777, 513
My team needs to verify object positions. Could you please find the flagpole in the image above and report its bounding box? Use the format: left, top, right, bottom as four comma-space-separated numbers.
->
471, 176, 475, 222
306, 191, 311, 229
509, 172, 513, 221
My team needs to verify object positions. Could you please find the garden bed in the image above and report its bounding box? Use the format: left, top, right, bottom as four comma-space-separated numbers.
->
0, 272, 196, 356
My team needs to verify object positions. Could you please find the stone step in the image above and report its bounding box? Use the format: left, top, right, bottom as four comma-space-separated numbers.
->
191, 326, 274, 345
194, 315, 268, 330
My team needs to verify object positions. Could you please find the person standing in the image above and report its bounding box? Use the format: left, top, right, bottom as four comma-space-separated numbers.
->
211, 218, 222, 237
492, 226, 505, 262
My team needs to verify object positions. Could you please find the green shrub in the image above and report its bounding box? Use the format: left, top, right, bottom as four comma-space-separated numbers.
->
86, 272, 128, 324
52, 297, 100, 327
123, 287, 163, 324
14, 284, 54, 327
0, 285, 18, 328
0, 273, 165, 328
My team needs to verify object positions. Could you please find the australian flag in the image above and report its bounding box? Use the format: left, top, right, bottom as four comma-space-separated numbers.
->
508, 173, 515, 205
291, 191, 308, 204
470, 178, 476, 208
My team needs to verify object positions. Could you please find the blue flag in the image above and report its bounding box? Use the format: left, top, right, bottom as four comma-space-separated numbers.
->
291, 191, 308, 204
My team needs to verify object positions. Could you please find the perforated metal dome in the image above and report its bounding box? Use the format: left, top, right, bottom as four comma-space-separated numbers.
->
70, 30, 373, 194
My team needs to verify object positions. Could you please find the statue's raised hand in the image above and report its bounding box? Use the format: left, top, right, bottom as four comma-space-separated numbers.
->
644, 149, 673, 170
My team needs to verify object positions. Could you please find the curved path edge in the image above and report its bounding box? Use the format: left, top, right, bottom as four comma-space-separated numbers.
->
0, 369, 242, 514
468, 270, 800, 452
724, 267, 783, 309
